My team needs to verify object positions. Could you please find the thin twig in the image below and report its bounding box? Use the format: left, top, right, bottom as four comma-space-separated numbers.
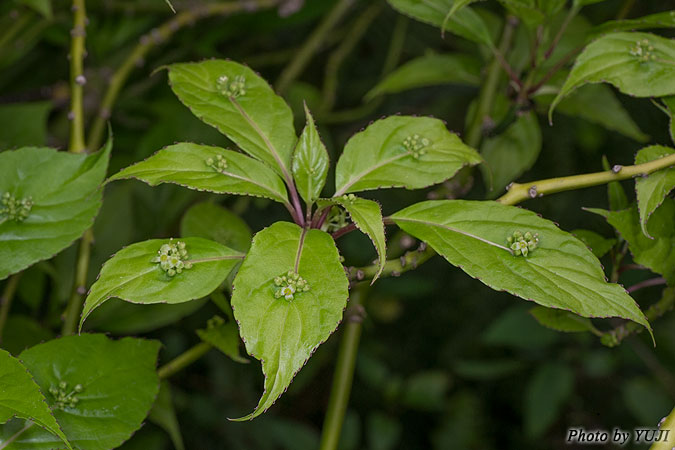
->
627, 277, 667, 294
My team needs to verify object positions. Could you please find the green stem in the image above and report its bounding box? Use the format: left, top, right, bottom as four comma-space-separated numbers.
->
275, 0, 354, 95
496, 153, 675, 206
62, 228, 93, 335
650, 405, 675, 450
87, 0, 279, 150
349, 244, 435, 282
0, 274, 21, 344
319, 286, 367, 450
157, 341, 213, 379
69, 0, 87, 153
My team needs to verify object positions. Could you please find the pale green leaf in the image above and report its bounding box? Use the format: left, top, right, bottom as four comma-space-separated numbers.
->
1, 334, 160, 450
570, 229, 615, 258
0, 143, 111, 280
530, 306, 596, 333
0, 102, 51, 149
386, 0, 494, 47
334, 116, 481, 195
80, 237, 244, 329
167, 60, 297, 177
231, 222, 349, 420
481, 111, 542, 196
590, 11, 675, 37
634, 146, 675, 238
391, 200, 651, 334
196, 315, 248, 363
0, 349, 71, 450
292, 105, 329, 205
365, 53, 481, 101
148, 382, 184, 450
587, 201, 675, 284
108, 143, 289, 205
319, 196, 386, 282
180, 202, 252, 252
550, 32, 675, 120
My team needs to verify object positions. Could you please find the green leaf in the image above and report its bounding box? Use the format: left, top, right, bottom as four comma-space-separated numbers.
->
231, 222, 349, 420
573, 0, 607, 7
80, 237, 244, 329
386, 0, 494, 47
319, 196, 387, 282
524, 363, 574, 438
108, 143, 289, 205
497, 0, 546, 27
292, 105, 329, 205
391, 200, 652, 334
0, 102, 51, 149
334, 116, 481, 195
0, 143, 111, 280
481, 111, 542, 196
180, 202, 252, 252
587, 202, 675, 284
196, 315, 248, 363
440, 0, 483, 35
570, 229, 616, 258
529, 305, 596, 333
634, 146, 675, 238
2, 334, 160, 450
0, 349, 71, 450
550, 32, 675, 120
166, 60, 297, 177
148, 382, 184, 450
365, 53, 482, 101
589, 11, 675, 37
16, 0, 52, 18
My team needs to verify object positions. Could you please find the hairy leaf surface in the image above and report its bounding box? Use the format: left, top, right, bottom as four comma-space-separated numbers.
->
634, 146, 675, 238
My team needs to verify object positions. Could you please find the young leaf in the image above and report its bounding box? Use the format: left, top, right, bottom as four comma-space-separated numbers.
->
587, 202, 675, 284
391, 200, 652, 335
319, 195, 387, 282
0, 349, 71, 450
6, 334, 160, 450
180, 202, 252, 252
570, 229, 616, 258
481, 111, 542, 196
365, 53, 482, 101
148, 382, 185, 450
334, 116, 481, 195
387, 0, 493, 47
292, 105, 329, 205
166, 60, 297, 177
0, 142, 111, 280
530, 306, 597, 333
196, 315, 248, 363
550, 32, 675, 120
231, 222, 349, 420
80, 237, 244, 329
634, 146, 675, 238
108, 143, 289, 205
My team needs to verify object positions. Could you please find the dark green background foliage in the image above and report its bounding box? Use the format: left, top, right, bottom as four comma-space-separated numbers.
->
1, 0, 674, 449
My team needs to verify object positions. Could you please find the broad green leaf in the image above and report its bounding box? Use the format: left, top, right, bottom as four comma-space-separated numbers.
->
386, 0, 494, 47
590, 11, 675, 38
530, 306, 596, 333
391, 200, 652, 334
108, 143, 289, 205
148, 382, 184, 450
80, 237, 244, 328
334, 116, 481, 195
480, 111, 542, 196
0, 349, 71, 450
2, 334, 160, 450
231, 222, 349, 420
524, 363, 573, 437
634, 146, 675, 238
587, 202, 675, 284
292, 105, 329, 205
550, 32, 675, 119
441, 0, 483, 35
0, 102, 51, 149
570, 229, 615, 258
0, 143, 111, 280
365, 53, 481, 101
319, 196, 386, 282
167, 60, 297, 177
180, 202, 252, 252
196, 315, 248, 363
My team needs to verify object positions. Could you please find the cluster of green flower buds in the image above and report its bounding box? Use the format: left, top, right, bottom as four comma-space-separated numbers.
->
152, 239, 192, 277
49, 381, 83, 410
507, 230, 539, 257
216, 74, 246, 98
341, 193, 357, 203
206, 154, 228, 173
630, 39, 656, 62
274, 271, 310, 301
403, 134, 430, 159
1, 192, 33, 222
